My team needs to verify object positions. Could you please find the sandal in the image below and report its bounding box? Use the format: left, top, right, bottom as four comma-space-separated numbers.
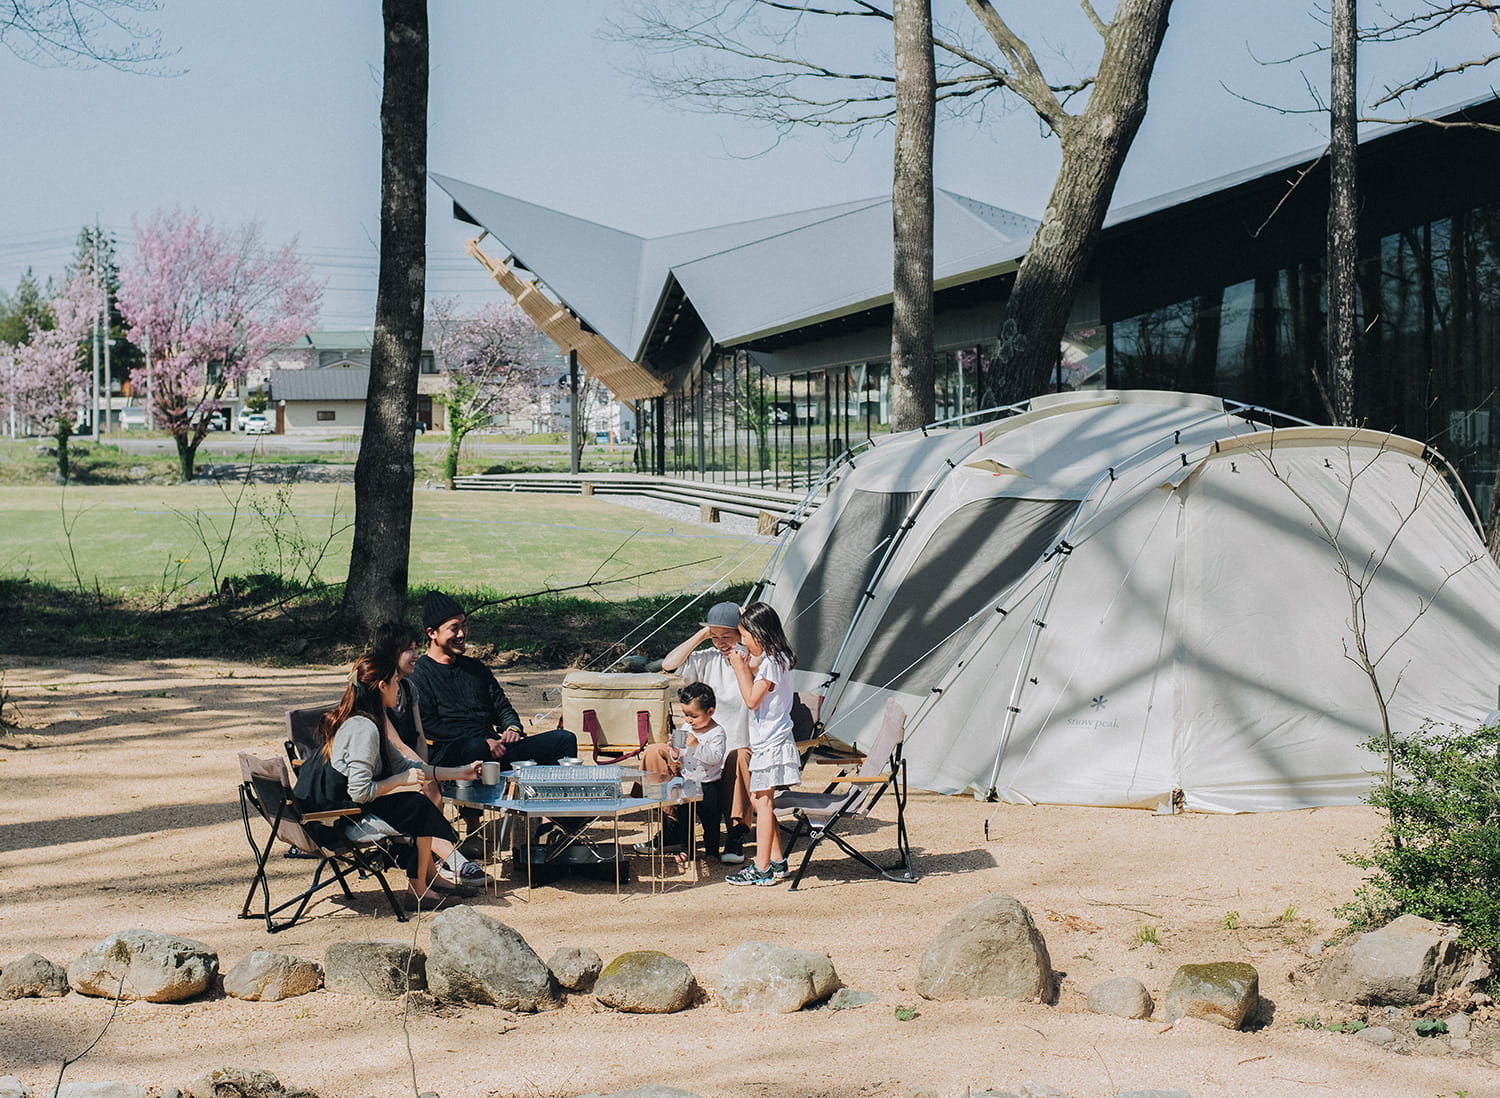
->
402, 890, 448, 912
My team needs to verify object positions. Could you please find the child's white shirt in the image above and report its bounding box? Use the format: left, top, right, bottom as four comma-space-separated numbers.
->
680, 717, 727, 782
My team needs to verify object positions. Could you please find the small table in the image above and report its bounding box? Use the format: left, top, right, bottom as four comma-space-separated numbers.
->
443, 777, 699, 893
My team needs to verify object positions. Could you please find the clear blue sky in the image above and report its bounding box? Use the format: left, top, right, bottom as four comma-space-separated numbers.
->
1, 1, 1495, 329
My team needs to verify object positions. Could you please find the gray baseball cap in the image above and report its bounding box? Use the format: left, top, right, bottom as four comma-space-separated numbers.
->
702, 601, 741, 628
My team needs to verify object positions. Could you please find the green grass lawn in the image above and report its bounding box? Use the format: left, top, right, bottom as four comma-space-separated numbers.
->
0, 482, 771, 599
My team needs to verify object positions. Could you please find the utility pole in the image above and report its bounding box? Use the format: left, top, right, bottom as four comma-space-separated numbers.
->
569, 348, 580, 475
91, 223, 102, 439
99, 221, 112, 435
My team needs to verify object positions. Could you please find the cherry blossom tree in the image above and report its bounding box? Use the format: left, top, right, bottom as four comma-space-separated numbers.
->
117, 210, 322, 481
8, 272, 100, 481
428, 296, 546, 488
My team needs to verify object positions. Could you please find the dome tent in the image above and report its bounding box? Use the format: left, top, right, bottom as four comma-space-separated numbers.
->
766, 390, 1500, 812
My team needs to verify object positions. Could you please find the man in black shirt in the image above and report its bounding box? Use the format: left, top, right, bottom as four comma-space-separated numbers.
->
408, 591, 577, 769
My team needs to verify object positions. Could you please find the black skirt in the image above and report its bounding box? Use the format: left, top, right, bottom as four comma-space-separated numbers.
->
365, 791, 457, 877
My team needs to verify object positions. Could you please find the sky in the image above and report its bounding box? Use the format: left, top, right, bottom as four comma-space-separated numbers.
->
2, 1, 1497, 331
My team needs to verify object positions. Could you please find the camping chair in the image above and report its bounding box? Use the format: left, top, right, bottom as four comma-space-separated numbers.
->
236, 751, 409, 932
774, 699, 917, 891
792, 691, 828, 760
284, 704, 333, 769
582, 707, 653, 764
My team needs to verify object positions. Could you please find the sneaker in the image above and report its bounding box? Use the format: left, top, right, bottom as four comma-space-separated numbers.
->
769, 858, 789, 881
631, 838, 686, 855
717, 849, 745, 865
725, 864, 776, 887
439, 859, 489, 886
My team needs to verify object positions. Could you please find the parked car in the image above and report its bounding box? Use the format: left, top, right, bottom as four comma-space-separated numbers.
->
236, 406, 264, 430
206, 409, 229, 431
118, 407, 146, 429
242, 413, 272, 435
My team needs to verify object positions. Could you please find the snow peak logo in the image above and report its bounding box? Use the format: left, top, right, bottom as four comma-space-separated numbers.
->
1066, 694, 1119, 730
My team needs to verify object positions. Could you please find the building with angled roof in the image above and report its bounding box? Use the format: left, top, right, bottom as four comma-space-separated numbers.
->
437, 95, 1500, 512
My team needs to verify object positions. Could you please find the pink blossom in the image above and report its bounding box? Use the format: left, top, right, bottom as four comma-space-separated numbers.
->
117, 209, 322, 476
7, 272, 99, 437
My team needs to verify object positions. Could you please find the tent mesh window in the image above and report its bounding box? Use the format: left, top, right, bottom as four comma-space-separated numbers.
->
852, 497, 1075, 691
788, 488, 919, 671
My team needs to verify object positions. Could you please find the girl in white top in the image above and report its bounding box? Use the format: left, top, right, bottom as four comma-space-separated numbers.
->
726, 602, 801, 886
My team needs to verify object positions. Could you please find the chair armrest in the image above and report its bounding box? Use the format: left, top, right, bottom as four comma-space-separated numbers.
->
827, 774, 890, 785
302, 807, 362, 822
807, 753, 865, 766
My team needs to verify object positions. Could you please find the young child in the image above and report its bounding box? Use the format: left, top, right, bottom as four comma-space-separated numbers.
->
725, 601, 800, 886
664, 682, 727, 860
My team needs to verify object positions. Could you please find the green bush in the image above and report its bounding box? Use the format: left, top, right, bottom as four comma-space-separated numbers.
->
1340, 720, 1500, 952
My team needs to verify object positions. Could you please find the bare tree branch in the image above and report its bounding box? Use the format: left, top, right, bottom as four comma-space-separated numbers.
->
0, 0, 173, 70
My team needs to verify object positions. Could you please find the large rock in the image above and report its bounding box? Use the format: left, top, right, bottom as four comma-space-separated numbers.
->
1316, 914, 1491, 1006
0, 954, 69, 998
46, 1085, 147, 1098
1163, 962, 1259, 1030
717, 941, 840, 1013
322, 941, 426, 999
1087, 976, 1154, 1019
594, 951, 697, 1014
425, 905, 559, 1012
68, 930, 218, 1003
223, 951, 323, 1001
548, 946, 603, 992
916, 894, 1055, 1003
0, 1077, 29, 1098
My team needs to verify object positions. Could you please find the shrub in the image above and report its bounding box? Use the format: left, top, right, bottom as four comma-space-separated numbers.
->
1339, 720, 1500, 952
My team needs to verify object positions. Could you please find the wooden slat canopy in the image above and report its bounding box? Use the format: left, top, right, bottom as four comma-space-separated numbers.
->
466, 237, 667, 402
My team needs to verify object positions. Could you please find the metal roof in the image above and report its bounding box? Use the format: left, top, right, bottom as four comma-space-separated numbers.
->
432, 173, 1036, 361
433, 173, 882, 361
269, 365, 370, 402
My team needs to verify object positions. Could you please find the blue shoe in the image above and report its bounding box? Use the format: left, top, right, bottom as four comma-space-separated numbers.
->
769, 859, 789, 881
725, 864, 776, 887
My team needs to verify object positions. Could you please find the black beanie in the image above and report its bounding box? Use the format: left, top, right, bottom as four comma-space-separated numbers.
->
422, 590, 466, 631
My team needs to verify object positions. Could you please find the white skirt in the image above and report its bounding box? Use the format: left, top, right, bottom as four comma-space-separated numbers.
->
749, 759, 801, 793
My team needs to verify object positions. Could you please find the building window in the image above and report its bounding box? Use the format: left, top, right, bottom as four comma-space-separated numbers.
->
317, 410, 336, 422
420, 352, 438, 374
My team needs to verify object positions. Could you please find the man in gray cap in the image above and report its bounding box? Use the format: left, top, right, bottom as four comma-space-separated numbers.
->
639, 601, 755, 861
408, 590, 578, 770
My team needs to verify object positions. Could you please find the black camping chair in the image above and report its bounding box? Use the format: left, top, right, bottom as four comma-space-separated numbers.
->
237, 751, 409, 932
774, 699, 917, 891
284, 704, 333, 769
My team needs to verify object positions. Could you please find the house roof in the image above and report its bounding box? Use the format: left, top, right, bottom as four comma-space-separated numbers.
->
269, 365, 369, 401
432, 173, 1037, 361
283, 330, 376, 351
432, 173, 894, 363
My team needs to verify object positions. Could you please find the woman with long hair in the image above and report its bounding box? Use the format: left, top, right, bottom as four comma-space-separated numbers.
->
314, 652, 481, 909
370, 620, 488, 888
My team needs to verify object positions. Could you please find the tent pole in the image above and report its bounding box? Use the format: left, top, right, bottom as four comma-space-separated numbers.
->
984, 552, 1072, 801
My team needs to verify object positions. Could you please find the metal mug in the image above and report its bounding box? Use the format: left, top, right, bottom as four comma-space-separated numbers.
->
481, 760, 502, 785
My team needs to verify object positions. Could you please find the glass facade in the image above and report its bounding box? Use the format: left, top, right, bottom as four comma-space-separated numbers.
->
636, 199, 1500, 518
635, 346, 1007, 489
1109, 201, 1500, 517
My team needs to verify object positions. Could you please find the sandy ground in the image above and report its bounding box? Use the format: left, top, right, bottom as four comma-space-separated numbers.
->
0, 655, 1493, 1098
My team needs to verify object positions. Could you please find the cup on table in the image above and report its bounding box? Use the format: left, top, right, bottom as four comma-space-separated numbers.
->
481, 760, 502, 785
558, 757, 582, 767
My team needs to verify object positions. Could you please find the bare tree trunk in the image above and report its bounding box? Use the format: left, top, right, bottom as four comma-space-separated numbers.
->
342, 0, 427, 634
1327, 0, 1359, 425
984, 0, 1173, 405
889, 0, 936, 431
